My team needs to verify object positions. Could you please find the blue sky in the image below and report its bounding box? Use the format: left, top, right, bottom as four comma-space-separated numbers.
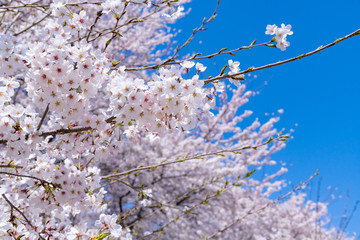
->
174, 0, 360, 236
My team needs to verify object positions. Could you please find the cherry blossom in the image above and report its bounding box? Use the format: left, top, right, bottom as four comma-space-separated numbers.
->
0, 1, 355, 239
265, 23, 293, 51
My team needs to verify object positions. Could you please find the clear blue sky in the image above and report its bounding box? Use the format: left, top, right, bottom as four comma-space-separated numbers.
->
174, 0, 360, 236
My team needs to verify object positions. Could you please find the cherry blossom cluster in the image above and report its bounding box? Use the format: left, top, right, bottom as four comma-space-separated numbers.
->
0, 34, 25, 78
0, 2, 213, 238
0, 149, 132, 239
25, 37, 110, 125
0, 76, 20, 107
265, 23, 293, 51
107, 62, 212, 138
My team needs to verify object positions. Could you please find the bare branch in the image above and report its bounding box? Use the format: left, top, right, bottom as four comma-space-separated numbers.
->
14, 12, 51, 36
204, 28, 360, 84
102, 135, 288, 179
36, 103, 50, 132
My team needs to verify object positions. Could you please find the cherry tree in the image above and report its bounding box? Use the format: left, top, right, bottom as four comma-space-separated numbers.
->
0, 0, 358, 239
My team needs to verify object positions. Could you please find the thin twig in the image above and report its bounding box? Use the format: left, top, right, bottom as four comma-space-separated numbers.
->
3, 11, 21, 34
2, 194, 45, 240
2, 193, 46, 240
2, 193, 35, 228
118, 180, 182, 211
102, 135, 287, 179
0, 164, 23, 169
124, 0, 221, 72
204, 28, 360, 84
36, 103, 49, 132
0, 171, 59, 187
0, 116, 116, 145
14, 12, 51, 36
122, 40, 270, 71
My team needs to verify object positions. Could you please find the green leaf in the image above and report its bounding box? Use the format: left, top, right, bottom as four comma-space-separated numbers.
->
266, 43, 277, 48
95, 232, 111, 240
220, 65, 228, 76
245, 169, 256, 178
209, 14, 217, 21
231, 76, 245, 81
112, 61, 120, 66
265, 137, 274, 144
105, 39, 112, 48
334, 38, 342, 44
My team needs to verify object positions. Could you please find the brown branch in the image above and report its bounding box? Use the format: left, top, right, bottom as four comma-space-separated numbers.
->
118, 180, 182, 211
0, 164, 23, 169
2, 194, 46, 240
86, 10, 103, 42
102, 135, 287, 179
122, 40, 270, 72
204, 28, 360, 84
171, 0, 221, 60
38, 126, 91, 137
14, 12, 51, 36
0, 171, 59, 188
0, 116, 116, 145
125, 177, 221, 229
2, 193, 35, 228
84, 1, 173, 44
36, 103, 49, 132
122, 0, 222, 72
4, 11, 21, 34
102, 3, 128, 52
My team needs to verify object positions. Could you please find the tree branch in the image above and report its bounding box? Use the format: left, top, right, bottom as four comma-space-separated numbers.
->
204, 28, 360, 84
36, 103, 49, 132
2, 194, 35, 228
102, 135, 288, 179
